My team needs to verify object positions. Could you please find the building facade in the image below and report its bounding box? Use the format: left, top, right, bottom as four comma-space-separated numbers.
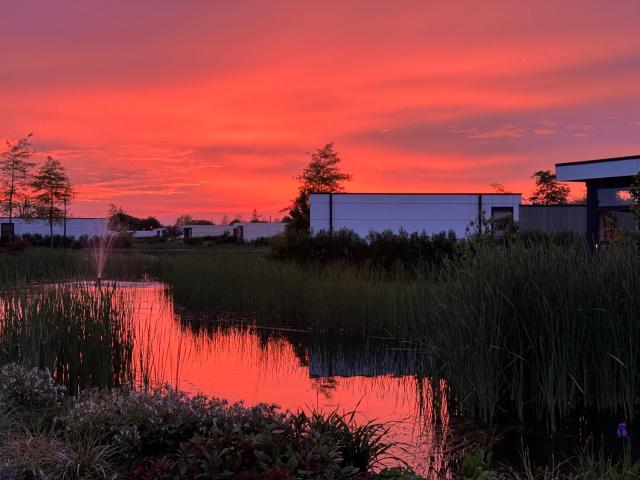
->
556, 155, 639, 248
310, 193, 522, 238
0, 217, 109, 239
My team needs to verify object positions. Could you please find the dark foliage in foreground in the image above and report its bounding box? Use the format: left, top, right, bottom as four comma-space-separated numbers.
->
0, 364, 415, 480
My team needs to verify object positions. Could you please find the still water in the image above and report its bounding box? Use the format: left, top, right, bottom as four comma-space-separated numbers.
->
4, 281, 618, 475
114, 282, 455, 475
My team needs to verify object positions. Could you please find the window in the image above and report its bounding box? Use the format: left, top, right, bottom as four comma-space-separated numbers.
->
183, 227, 192, 239
597, 187, 633, 207
491, 206, 514, 219
0, 223, 14, 239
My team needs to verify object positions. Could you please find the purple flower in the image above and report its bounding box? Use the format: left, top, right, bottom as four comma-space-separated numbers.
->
617, 422, 629, 439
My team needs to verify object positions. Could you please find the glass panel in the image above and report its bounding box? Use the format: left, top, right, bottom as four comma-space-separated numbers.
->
597, 187, 633, 207
491, 207, 513, 219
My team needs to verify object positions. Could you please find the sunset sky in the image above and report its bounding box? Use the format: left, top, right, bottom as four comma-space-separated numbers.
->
1, 1, 639, 223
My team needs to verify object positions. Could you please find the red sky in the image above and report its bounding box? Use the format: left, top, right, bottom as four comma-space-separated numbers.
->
1, 1, 639, 223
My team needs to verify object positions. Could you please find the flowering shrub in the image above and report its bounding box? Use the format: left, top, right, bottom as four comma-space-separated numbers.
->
0, 364, 65, 421
0, 364, 412, 479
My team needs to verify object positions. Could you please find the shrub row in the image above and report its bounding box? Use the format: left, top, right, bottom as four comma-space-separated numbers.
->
269, 228, 586, 271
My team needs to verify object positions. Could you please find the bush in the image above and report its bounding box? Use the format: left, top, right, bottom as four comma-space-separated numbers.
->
2, 239, 30, 253
0, 364, 402, 479
0, 364, 66, 427
270, 228, 459, 272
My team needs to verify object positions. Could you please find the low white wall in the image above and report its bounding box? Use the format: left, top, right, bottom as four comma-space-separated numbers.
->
186, 225, 234, 237
310, 193, 522, 238
0, 217, 109, 238
236, 222, 286, 241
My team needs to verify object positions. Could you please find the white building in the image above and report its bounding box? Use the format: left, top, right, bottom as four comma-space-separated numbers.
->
181, 224, 234, 238
180, 223, 286, 241
132, 222, 287, 242
310, 193, 522, 238
0, 217, 109, 239
131, 228, 167, 238
233, 222, 286, 241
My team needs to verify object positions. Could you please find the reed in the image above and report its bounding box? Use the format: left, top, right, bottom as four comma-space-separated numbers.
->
0, 282, 138, 394
160, 243, 640, 428
0, 248, 159, 285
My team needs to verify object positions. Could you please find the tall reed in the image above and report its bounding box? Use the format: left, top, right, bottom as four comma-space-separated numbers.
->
160, 243, 640, 429
0, 282, 137, 394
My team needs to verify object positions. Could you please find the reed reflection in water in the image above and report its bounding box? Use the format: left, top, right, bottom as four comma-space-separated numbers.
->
0, 281, 454, 475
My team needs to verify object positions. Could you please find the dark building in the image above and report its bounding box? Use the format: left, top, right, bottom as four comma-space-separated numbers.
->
556, 155, 639, 249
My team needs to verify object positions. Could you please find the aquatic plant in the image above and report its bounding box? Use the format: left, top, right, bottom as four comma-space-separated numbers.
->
160, 242, 640, 430
0, 282, 137, 393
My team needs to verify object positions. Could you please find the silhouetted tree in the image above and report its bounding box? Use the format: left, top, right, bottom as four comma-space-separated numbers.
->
529, 170, 570, 205
489, 182, 508, 193
175, 215, 193, 227
0, 133, 35, 236
221, 214, 230, 225
31, 156, 73, 246
250, 208, 264, 223
108, 205, 161, 232
287, 143, 352, 231
176, 215, 213, 225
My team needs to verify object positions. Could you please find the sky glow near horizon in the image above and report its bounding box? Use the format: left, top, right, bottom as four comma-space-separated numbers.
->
1, 1, 639, 223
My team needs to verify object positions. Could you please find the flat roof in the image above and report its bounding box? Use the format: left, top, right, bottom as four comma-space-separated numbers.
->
556, 155, 640, 182
556, 154, 640, 167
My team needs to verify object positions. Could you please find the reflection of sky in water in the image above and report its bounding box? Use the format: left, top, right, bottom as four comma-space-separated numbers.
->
113, 282, 454, 476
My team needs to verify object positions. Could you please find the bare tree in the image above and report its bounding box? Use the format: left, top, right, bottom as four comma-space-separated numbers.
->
31, 156, 73, 247
0, 133, 35, 237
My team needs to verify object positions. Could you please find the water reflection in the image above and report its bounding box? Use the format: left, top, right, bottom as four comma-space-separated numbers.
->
116, 282, 454, 475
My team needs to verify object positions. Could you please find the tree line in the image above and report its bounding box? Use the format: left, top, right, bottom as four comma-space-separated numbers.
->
0, 134, 73, 245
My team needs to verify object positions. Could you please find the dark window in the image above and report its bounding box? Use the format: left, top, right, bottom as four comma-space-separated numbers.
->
491, 206, 514, 219
183, 227, 192, 239
0, 223, 14, 238
597, 187, 633, 207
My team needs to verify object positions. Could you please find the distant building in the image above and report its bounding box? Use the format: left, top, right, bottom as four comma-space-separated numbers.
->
233, 222, 286, 242
310, 193, 522, 238
556, 154, 639, 248
180, 225, 233, 239
131, 228, 168, 238
0, 217, 108, 239
132, 222, 286, 242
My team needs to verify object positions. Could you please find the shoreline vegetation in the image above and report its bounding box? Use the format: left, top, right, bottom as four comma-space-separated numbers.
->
1, 228, 640, 478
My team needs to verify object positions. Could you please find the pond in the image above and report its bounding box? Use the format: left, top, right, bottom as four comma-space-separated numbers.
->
120, 282, 458, 475
0, 280, 630, 475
